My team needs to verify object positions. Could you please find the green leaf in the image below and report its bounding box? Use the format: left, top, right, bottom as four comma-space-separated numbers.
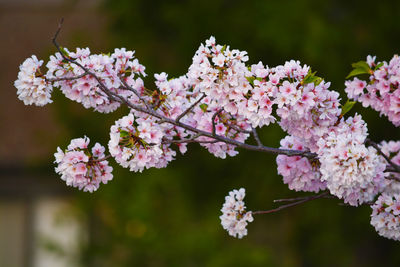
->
60, 46, 69, 57
221, 44, 227, 53
245, 76, 262, 85
199, 103, 208, 112
346, 61, 371, 79
341, 100, 356, 116
119, 130, 130, 138
246, 76, 256, 84
351, 61, 370, 70
375, 62, 384, 70
302, 70, 323, 85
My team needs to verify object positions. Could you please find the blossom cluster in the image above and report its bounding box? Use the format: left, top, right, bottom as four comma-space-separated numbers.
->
46, 47, 146, 113
345, 55, 400, 126
371, 193, 400, 240
54, 136, 113, 192
15, 55, 53, 106
187, 37, 342, 151
108, 113, 176, 172
276, 135, 326, 192
155, 54, 253, 159
277, 79, 341, 152
317, 115, 387, 206
220, 188, 254, 238
380, 141, 400, 195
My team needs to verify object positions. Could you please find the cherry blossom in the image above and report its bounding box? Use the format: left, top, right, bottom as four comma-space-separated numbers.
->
15, 55, 53, 106
277, 135, 326, 192
317, 115, 387, 206
108, 113, 176, 172
220, 188, 253, 238
345, 55, 400, 126
54, 136, 113, 192
371, 193, 400, 241
46, 47, 146, 113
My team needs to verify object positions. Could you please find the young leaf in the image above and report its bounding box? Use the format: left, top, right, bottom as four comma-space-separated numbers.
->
246, 76, 256, 85
341, 100, 356, 116
302, 70, 323, 85
119, 130, 130, 138
199, 103, 208, 112
60, 46, 70, 57
221, 44, 227, 53
346, 61, 371, 79
374, 62, 384, 70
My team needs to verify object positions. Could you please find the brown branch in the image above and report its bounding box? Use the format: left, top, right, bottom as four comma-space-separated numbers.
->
366, 138, 400, 173
252, 192, 329, 215
52, 19, 119, 103
226, 122, 252, 134
273, 194, 334, 203
212, 108, 224, 136
385, 173, 400, 182
252, 128, 263, 147
176, 93, 205, 122
161, 137, 218, 145
46, 72, 88, 82
90, 155, 112, 163
117, 73, 151, 111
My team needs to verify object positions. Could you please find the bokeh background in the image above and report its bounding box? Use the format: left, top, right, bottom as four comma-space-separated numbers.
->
1, 0, 400, 266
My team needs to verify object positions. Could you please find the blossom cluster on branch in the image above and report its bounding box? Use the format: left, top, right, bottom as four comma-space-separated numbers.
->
345, 55, 400, 126
54, 136, 113, 192
14, 27, 400, 241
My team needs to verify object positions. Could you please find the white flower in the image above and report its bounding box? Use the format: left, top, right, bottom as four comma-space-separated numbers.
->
54, 137, 113, 192
108, 114, 175, 172
220, 188, 253, 238
371, 193, 400, 241
212, 53, 226, 67
15, 55, 52, 106
318, 115, 387, 206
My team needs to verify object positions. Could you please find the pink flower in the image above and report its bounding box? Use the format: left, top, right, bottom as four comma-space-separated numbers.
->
54, 137, 113, 192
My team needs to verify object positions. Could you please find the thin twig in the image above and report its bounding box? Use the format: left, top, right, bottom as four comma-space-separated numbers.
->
252, 192, 329, 215
385, 173, 400, 182
366, 138, 400, 173
176, 93, 206, 122
162, 138, 218, 145
212, 108, 224, 136
90, 155, 112, 163
252, 128, 263, 147
46, 72, 88, 82
226, 122, 252, 134
117, 73, 151, 111
273, 194, 334, 203
52, 19, 119, 102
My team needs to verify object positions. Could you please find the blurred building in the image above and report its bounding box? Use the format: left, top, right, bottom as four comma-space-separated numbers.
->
0, 0, 106, 266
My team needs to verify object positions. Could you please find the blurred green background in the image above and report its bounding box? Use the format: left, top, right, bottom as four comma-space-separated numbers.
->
3, 0, 400, 266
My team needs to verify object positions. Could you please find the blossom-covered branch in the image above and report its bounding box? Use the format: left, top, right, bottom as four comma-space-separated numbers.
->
14, 20, 400, 241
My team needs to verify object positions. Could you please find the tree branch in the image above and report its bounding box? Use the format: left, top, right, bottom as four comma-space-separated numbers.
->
46, 72, 88, 82
252, 128, 263, 147
117, 73, 151, 111
273, 194, 334, 203
366, 138, 400, 173
161, 136, 218, 145
175, 93, 205, 122
212, 108, 224, 136
252, 192, 329, 215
